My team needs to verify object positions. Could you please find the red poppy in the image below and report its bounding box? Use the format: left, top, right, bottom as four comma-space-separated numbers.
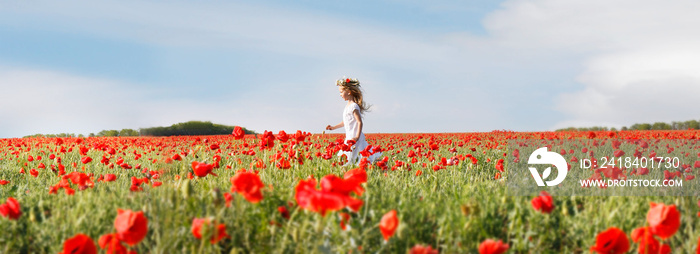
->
276, 157, 291, 169
259, 130, 276, 148
495, 159, 504, 172
0, 197, 22, 220
232, 126, 245, 140
635, 168, 649, 176
129, 177, 148, 192
81, 156, 93, 164
663, 170, 682, 181
647, 202, 680, 239
230, 170, 265, 203
531, 191, 554, 214
344, 167, 368, 183
98, 233, 127, 254
60, 234, 97, 254
613, 150, 625, 158
295, 178, 346, 216
346, 140, 356, 147
114, 209, 148, 246
191, 218, 229, 244
277, 130, 289, 142
0, 180, 9, 185
278, 206, 290, 220
64, 172, 94, 187
478, 239, 509, 254
429, 143, 439, 150
191, 161, 217, 178
191, 218, 206, 239
79, 146, 89, 156
379, 210, 398, 241
595, 165, 624, 180
589, 227, 629, 254
631, 227, 670, 254
409, 244, 439, 254
224, 193, 233, 207
320, 174, 364, 197
104, 174, 117, 182
339, 212, 351, 230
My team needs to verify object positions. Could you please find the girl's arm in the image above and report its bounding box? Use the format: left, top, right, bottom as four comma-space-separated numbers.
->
326, 122, 344, 131
351, 109, 363, 141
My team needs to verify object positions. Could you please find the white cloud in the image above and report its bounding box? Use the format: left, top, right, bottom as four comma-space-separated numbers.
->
482, 0, 700, 129
2, 1, 446, 64
0, 67, 138, 137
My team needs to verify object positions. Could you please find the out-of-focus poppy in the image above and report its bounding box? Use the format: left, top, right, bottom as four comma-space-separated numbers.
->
232, 126, 245, 140
589, 227, 629, 254
114, 209, 148, 246
191, 161, 217, 177
379, 210, 398, 241
409, 244, 439, 254
98, 233, 127, 254
0, 197, 22, 220
531, 191, 554, 214
631, 227, 670, 254
230, 170, 264, 203
478, 239, 509, 254
647, 202, 680, 239
191, 218, 229, 244
60, 234, 97, 254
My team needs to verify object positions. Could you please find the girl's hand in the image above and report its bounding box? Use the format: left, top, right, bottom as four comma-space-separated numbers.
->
326, 125, 333, 130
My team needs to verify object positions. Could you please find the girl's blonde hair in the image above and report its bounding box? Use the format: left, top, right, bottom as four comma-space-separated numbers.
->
336, 78, 371, 113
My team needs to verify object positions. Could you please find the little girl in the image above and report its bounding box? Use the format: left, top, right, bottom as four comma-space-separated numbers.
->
326, 77, 382, 165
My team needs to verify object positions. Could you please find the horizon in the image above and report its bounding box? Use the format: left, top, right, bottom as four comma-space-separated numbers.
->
14, 119, 700, 138
3, 1, 700, 138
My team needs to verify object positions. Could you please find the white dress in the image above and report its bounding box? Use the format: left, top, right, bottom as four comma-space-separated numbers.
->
339, 102, 382, 165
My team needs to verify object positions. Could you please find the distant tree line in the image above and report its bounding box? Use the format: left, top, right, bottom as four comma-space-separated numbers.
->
556, 119, 700, 132
23, 121, 255, 138
89, 129, 140, 137
139, 121, 254, 136
23, 133, 85, 138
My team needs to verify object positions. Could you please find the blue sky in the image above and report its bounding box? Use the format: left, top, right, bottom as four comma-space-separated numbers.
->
1, 0, 700, 138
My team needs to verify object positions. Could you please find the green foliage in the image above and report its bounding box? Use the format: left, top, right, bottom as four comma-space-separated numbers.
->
138, 121, 255, 136
97, 130, 120, 137
22, 133, 79, 138
24, 121, 254, 138
118, 129, 139, 137
555, 126, 610, 132
557, 119, 700, 131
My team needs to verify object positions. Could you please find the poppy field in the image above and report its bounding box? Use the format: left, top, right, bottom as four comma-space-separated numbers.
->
1, 129, 700, 253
